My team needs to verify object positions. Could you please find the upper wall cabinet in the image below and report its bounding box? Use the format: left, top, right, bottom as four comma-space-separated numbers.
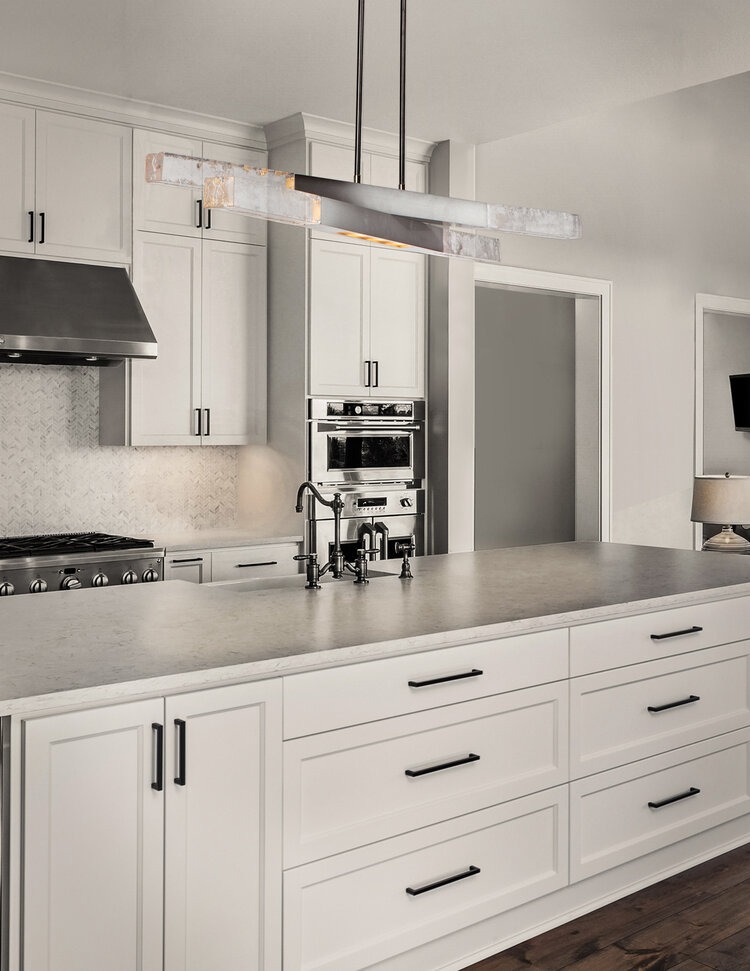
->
133, 129, 267, 245
0, 106, 131, 262
309, 235, 425, 399
100, 231, 267, 446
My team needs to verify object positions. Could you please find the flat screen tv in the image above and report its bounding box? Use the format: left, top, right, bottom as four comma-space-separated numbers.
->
729, 373, 750, 431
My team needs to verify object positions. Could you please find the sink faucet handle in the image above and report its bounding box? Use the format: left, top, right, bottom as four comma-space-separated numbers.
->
353, 548, 376, 585
293, 552, 322, 590
395, 535, 416, 580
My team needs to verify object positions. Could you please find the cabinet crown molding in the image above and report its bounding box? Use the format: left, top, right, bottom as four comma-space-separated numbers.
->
264, 112, 435, 164
0, 71, 266, 149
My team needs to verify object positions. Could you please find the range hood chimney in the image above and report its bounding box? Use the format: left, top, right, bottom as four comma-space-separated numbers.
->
0, 256, 157, 366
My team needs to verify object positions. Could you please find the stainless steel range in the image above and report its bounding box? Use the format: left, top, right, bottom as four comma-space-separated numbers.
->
0, 532, 164, 597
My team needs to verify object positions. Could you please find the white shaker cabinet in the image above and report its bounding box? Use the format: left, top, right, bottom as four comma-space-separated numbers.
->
0, 107, 131, 262
133, 128, 266, 244
22, 699, 165, 971
102, 232, 266, 445
20, 682, 282, 971
308, 235, 424, 398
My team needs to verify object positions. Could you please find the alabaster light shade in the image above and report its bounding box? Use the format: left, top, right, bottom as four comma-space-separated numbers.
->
691, 474, 750, 552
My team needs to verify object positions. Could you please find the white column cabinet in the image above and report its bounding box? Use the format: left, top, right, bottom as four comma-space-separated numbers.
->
0, 107, 131, 263
109, 232, 267, 446
20, 682, 282, 971
22, 699, 165, 971
133, 128, 266, 244
309, 235, 425, 398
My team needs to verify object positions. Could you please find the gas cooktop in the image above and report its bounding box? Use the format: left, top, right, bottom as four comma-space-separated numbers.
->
0, 532, 155, 559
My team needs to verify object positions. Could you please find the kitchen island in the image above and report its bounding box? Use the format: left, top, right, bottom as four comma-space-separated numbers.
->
5, 541, 750, 971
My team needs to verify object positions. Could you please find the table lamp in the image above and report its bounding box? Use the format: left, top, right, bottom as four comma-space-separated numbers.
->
690, 473, 750, 552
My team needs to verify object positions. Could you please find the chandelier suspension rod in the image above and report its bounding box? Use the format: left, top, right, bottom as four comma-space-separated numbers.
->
399, 0, 407, 190
354, 0, 366, 184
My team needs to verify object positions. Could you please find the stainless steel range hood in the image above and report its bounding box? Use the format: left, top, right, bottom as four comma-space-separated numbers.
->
0, 256, 157, 366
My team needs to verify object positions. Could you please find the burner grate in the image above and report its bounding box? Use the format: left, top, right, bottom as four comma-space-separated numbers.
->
0, 532, 155, 558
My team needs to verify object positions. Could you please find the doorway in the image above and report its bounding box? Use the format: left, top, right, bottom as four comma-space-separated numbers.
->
473, 265, 611, 549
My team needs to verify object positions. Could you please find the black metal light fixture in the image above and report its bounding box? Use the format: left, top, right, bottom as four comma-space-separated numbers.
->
145, 0, 581, 261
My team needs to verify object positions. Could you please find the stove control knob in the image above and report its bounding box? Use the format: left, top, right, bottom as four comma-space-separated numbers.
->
121, 570, 139, 585
0, 581, 14, 596
141, 568, 160, 583
400, 497, 413, 507
29, 578, 48, 594
92, 573, 109, 587
60, 576, 82, 590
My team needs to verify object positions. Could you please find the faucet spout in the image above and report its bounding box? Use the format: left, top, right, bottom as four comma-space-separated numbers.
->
295, 480, 333, 513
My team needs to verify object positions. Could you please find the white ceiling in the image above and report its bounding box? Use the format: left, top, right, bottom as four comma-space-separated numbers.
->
2, 0, 750, 145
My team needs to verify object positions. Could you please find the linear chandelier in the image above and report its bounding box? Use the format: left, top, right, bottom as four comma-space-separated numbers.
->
145, 0, 581, 261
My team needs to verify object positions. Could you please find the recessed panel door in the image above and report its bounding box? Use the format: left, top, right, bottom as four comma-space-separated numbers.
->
0, 103, 35, 253
369, 249, 425, 397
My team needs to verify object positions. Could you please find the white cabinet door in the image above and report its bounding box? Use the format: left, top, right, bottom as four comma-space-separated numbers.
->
308, 141, 369, 183
0, 103, 35, 253
35, 111, 131, 263
369, 248, 425, 397
164, 681, 282, 971
130, 232, 202, 445
133, 128, 203, 237
309, 236, 370, 396
202, 239, 267, 444
369, 154, 427, 192
202, 140, 267, 244
22, 699, 165, 971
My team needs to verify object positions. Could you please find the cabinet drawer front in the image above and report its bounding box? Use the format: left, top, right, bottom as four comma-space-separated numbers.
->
284, 682, 568, 866
164, 549, 211, 584
210, 543, 301, 581
572, 642, 750, 777
570, 728, 750, 882
283, 788, 568, 971
283, 628, 568, 738
570, 596, 750, 676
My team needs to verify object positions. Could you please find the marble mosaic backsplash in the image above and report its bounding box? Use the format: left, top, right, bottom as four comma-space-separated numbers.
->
0, 365, 239, 537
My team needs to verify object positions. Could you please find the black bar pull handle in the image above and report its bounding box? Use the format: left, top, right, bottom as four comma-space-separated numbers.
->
204, 208, 212, 230
648, 694, 700, 714
372, 360, 379, 387
364, 360, 371, 387
28, 210, 34, 243
204, 408, 210, 437
38, 211, 45, 244
650, 626, 703, 641
174, 719, 186, 786
194, 407, 202, 436
171, 557, 203, 564
408, 669, 483, 688
151, 722, 164, 791
196, 198, 203, 229
406, 865, 480, 897
648, 786, 700, 809
405, 753, 480, 778
236, 561, 278, 568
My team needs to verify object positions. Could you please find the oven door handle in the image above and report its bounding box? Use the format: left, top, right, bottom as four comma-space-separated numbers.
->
320, 424, 420, 433
373, 521, 390, 560
357, 522, 381, 554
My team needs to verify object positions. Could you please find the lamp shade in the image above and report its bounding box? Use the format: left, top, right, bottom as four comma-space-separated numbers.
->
690, 475, 750, 524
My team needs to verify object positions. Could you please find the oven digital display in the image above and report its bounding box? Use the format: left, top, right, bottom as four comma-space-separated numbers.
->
326, 401, 413, 418
327, 435, 411, 471
356, 497, 387, 507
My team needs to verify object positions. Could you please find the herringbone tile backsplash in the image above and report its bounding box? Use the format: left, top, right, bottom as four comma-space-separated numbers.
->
0, 365, 239, 536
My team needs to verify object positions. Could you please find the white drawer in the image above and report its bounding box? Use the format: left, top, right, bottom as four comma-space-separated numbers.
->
570, 595, 750, 676
210, 543, 301, 582
164, 549, 212, 583
284, 682, 568, 866
283, 787, 568, 971
570, 727, 750, 882
571, 641, 750, 777
283, 627, 568, 738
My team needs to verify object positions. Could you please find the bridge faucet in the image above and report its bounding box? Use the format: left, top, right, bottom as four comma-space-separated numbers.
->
295, 481, 350, 581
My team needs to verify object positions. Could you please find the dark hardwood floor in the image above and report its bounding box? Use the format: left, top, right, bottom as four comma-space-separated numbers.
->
465, 844, 750, 970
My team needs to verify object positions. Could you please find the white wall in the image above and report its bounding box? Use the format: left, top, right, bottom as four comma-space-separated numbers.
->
475, 71, 750, 549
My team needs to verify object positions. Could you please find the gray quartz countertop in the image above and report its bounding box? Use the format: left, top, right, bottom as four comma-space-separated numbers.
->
4, 542, 750, 716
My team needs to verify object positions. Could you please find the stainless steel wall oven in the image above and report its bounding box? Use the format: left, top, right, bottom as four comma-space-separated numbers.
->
307, 399, 425, 565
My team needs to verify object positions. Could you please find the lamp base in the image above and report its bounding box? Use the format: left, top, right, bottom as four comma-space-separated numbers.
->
702, 525, 750, 553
